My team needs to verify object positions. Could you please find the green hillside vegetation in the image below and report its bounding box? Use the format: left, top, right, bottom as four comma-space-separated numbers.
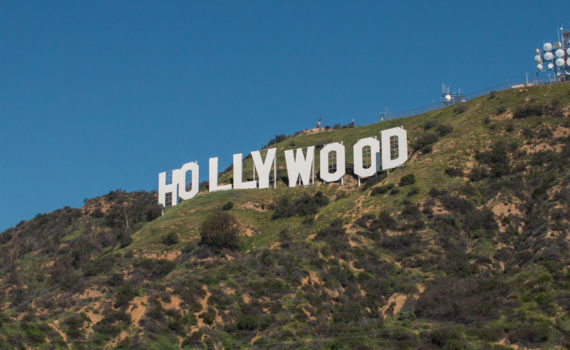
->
1, 82, 569, 349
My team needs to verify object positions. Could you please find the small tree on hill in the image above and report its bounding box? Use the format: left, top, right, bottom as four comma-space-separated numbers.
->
200, 211, 240, 249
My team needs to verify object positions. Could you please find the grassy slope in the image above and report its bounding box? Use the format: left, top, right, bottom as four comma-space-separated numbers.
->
0, 82, 569, 349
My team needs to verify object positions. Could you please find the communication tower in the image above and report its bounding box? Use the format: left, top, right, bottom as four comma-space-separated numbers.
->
441, 83, 464, 107
534, 26, 570, 83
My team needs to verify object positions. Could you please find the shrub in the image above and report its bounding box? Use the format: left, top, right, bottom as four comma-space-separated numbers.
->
475, 139, 510, 177
272, 192, 329, 219
413, 133, 439, 153
237, 315, 258, 330
416, 276, 508, 323
435, 124, 453, 136
445, 167, 463, 177
200, 211, 240, 249
264, 134, 287, 148
513, 105, 543, 119
370, 183, 394, 196
423, 120, 438, 130
134, 259, 176, 279
162, 232, 178, 246
496, 106, 507, 114
376, 210, 396, 230
507, 318, 551, 344
489, 90, 497, 99
114, 284, 137, 308
407, 187, 419, 196
399, 174, 416, 186
222, 201, 233, 211
453, 104, 467, 114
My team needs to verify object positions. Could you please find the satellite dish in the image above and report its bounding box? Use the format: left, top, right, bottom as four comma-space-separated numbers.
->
543, 42, 553, 51
567, 58, 570, 66
544, 52, 554, 61
556, 71, 561, 77
548, 62, 554, 69
445, 94, 452, 102
555, 49, 565, 58
535, 48, 541, 54
555, 58, 565, 67
534, 55, 543, 64
537, 63, 543, 71
567, 48, 570, 56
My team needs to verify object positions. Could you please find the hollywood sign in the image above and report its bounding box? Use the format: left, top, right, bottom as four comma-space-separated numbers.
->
158, 126, 408, 207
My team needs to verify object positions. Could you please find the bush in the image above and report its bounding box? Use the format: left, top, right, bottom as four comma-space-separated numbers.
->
222, 201, 233, 211
453, 104, 467, 114
114, 284, 137, 308
445, 167, 463, 177
134, 259, 176, 279
513, 105, 543, 119
162, 232, 178, 246
376, 210, 396, 230
272, 192, 329, 219
370, 183, 394, 196
475, 139, 510, 177
264, 134, 287, 148
424, 120, 438, 130
399, 174, 416, 186
435, 124, 453, 136
200, 211, 240, 249
413, 133, 439, 153
496, 106, 507, 114
237, 315, 258, 330
507, 318, 551, 344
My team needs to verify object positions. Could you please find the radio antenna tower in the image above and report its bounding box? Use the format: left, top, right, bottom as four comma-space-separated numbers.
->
534, 25, 570, 83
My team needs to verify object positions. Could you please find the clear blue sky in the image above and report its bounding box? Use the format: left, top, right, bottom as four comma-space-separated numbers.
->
1, 1, 568, 231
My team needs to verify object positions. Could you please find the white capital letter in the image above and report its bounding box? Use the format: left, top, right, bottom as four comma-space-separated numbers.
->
158, 171, 178, 206
319, 142, 345, 182
252, 148, 276, 189
175, 162, 199, 200
209, 157, 232, 192
284, 146, 315, 187
353, 137, 380, 178
233, 153, 257, 189
381, 127, 408, 170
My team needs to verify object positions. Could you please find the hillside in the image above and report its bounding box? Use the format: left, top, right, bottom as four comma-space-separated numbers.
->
1, 82, 569, 349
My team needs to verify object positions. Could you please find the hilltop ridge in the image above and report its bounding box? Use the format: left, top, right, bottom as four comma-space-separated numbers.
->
1, 83, 569, 349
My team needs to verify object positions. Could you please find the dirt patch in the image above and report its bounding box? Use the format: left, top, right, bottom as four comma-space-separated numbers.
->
79, 288, 104, 299
299, 127, 330, 136
162, 295, 182, 311
301, 270, 321, 287
553, 125, 570, 138
242, 293, 251, 304
487, 194, 522, 218
302, 307, 317, 321
324, 288, 341, 299
127, 296, 149, 325
492, 110, 513, 121
496, 336, 520, 349
381, 293, 408, 317
242, 226, 258, 237
140, 250, 180, 261
241, 202, 268, 212
189, 285, 223, 335
521, 142, 558, 154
